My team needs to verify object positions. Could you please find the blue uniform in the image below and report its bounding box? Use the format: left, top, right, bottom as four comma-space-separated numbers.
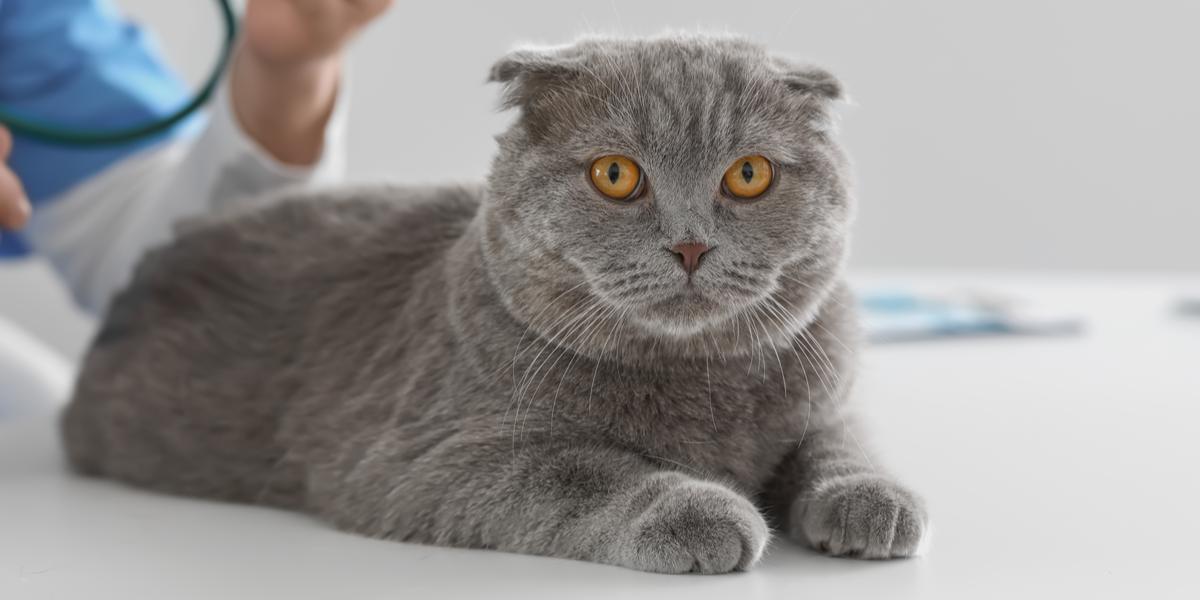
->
0, 0, 200, 257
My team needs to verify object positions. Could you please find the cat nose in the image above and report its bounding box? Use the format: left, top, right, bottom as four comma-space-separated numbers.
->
669, 242, 711, 275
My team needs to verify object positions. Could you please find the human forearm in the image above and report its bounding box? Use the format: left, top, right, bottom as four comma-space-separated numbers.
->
22, 74, 347, 315
229, 47, 341, 166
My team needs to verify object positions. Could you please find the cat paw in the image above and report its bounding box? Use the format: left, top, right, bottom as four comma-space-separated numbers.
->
791, 473, 928, 559
616, 480, 769, 574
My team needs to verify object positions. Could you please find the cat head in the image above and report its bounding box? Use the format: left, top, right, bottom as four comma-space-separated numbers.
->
480, 34, 854, 360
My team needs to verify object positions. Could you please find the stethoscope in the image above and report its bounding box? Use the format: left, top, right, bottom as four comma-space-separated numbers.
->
0, 0, 236, 147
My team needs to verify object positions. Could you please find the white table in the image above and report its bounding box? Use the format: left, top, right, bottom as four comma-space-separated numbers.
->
3, 273, 1199, 599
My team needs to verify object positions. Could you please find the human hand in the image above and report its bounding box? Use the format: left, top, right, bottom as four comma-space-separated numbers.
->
0, 125, 31, 232
241, 0, 393, 67
231, 0, 392, 165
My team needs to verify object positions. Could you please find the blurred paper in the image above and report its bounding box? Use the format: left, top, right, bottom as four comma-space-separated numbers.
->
860, 289, 1085, 343
1177, 294, 1200, 317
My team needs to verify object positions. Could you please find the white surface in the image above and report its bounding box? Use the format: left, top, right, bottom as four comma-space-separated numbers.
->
2, 274, 1199, 599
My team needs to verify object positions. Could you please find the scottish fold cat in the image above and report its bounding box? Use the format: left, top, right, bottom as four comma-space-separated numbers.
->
62, 34, 927, 573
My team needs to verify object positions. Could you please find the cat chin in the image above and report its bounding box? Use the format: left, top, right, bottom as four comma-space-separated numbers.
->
628, 314, 716, 339
628, 306, 741, 340
624, 289, 764, 340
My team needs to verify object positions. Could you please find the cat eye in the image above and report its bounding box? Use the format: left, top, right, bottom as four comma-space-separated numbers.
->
722, 155, 774, 199
589, 155, 643, 201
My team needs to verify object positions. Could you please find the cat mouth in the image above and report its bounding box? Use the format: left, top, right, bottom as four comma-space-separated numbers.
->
633, 291, 729, 338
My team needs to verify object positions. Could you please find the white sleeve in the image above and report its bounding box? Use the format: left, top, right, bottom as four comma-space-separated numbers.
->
23, 79, 348, 316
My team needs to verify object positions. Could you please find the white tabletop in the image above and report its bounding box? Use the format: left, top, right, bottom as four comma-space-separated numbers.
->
3, 273, 1199, 599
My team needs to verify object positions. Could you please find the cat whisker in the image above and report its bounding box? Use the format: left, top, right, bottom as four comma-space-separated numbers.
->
810, 319, 855, 356
777, 272, 847, 313
757, 299, 814, 408
506, 299, 590, 418
713, 282, 764, 300
504, 280, 590, 383
791, 329, 871, 465
769, 293, 844, 393
755, 301, 797, 400
549, 301, 623, 436
705, 328, 728, 365
586, 305, 631, 415
745, 306, 774, 384
505, 297, 603, 451
734, 314, 753, 374
752, 303, 789, 398
703, 343, 716, 434
719, 268, 769, 287
798, 328, 843, 391
765, 299, 838, 400
761, 296, 872, 467
760, 310, 820, 453
543, 302, 622, 434
765, 285, 853, 400
510, 299, 608, 448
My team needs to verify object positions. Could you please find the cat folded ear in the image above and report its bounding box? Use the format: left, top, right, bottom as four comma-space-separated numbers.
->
488, 46, 584, 111
770, 58, 844, 101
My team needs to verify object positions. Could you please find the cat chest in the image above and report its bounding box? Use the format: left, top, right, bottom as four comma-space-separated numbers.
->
575, 368, 808, 491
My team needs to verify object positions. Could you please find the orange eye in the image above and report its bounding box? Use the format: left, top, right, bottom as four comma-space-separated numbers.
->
722, 155, 774, 199
589, 155, 643, 201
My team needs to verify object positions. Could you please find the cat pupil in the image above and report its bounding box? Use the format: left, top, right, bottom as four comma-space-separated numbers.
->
741, 161, 754, 183
607, 162, 621, 184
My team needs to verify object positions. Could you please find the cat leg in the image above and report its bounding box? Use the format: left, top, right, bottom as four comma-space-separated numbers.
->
309, 437, 769, 573
764, 425, 928, 559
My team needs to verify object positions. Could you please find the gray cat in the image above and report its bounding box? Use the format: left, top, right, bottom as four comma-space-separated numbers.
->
61, 34, 927, 574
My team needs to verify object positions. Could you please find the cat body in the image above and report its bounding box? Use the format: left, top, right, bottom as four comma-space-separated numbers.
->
62, 35, 926, 573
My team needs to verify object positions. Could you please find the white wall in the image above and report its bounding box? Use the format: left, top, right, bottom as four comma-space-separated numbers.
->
3, 0, 1198, 357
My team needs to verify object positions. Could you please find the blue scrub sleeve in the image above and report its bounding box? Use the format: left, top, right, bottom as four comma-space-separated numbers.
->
0, 0, 202, 257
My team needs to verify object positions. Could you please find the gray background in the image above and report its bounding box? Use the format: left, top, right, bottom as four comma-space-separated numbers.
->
2, 0, 1197, 358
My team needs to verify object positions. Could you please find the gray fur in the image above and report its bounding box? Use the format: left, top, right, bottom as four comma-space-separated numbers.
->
61, 34, 927, 573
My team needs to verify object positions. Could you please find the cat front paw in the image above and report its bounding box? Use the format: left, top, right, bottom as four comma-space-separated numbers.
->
616, 480, 769, 574
791, 473, 928, 559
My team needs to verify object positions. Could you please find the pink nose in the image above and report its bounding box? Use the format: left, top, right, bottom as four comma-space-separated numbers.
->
670, 242, 711, 275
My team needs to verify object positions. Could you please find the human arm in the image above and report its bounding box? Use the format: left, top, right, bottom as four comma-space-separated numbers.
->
1, 0, 390, 312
